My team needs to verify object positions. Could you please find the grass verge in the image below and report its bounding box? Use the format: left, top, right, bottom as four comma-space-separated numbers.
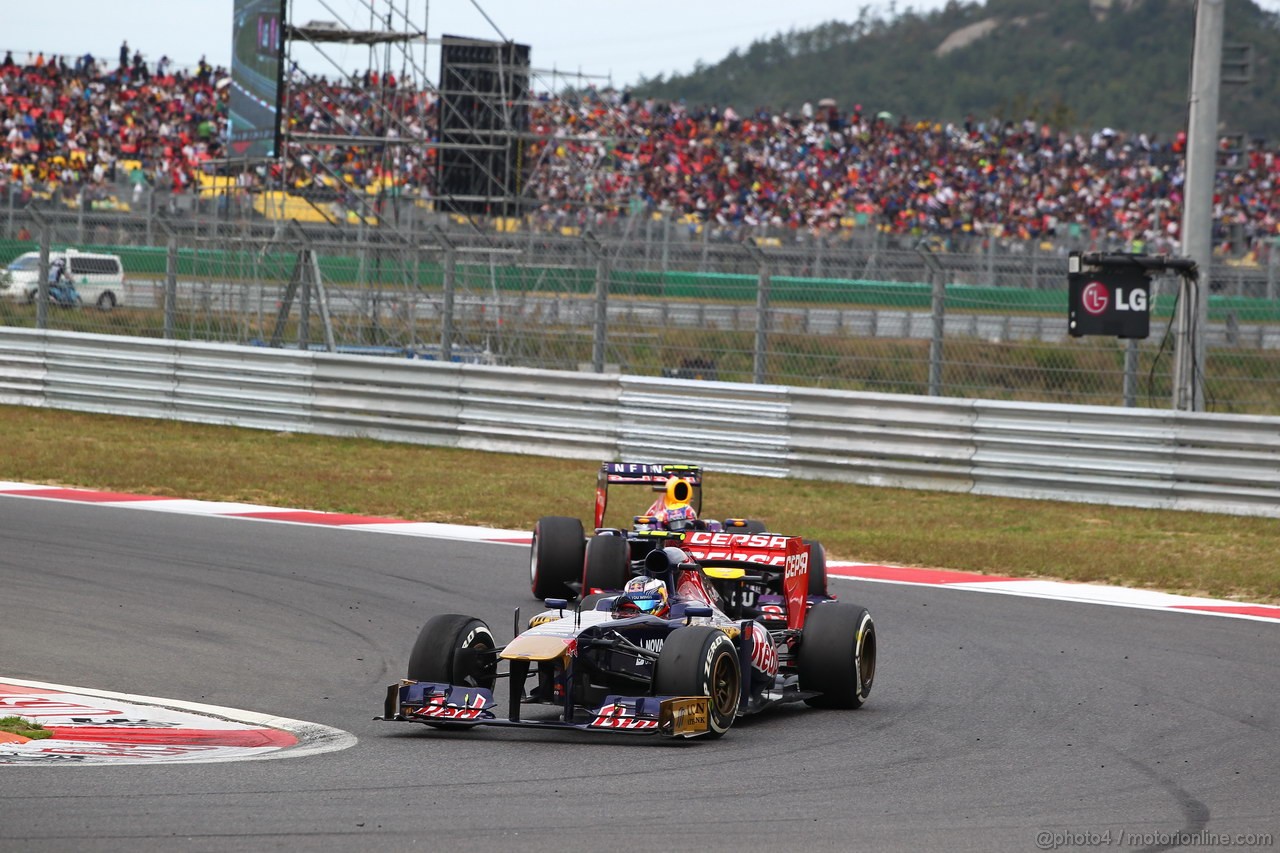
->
2, 404, 1278, 604
0, 716, 52, 740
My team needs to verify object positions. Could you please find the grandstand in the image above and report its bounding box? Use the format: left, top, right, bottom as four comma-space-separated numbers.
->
1, 31, 1277, 260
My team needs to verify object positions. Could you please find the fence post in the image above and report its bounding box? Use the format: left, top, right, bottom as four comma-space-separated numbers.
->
643, 215, 653, 269
1268, 240, 1278, 302
310, 248, 336, 353
32, 207, 50, 330
700, 217, 710, 273
210, 195, 221, 246
661, 215, 671, 274
585, 232, 609, 374
157, 219, 178, 340
434, 226, 456, 363
357, 214, 367, 289
747, 242, 770, 384
1123, 339, 1139, 407
298, 249, 312, 349
918, 241, 945, 396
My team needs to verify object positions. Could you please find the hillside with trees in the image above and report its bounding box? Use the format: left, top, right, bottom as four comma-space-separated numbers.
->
632, 0, 1280, 139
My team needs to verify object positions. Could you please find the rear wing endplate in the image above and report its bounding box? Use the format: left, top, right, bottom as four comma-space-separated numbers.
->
681, 531, 810, 630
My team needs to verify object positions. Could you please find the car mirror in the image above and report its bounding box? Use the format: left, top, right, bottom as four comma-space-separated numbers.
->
684, 605, 712, 624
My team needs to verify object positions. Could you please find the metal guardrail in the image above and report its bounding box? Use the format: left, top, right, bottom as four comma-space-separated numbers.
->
3, 327, 1279, 518
619, 376, 791, 479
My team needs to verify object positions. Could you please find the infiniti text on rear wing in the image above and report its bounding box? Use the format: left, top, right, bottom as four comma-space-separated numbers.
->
595, 462, 703, 529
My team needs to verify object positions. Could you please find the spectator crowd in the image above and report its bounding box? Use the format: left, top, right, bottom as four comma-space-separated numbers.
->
2, 46, 1278, 257
1, 47, 221, 211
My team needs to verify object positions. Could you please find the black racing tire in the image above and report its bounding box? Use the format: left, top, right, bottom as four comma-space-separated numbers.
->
803, 539, 829, 597
798, 603, 876, 709
582, 534, 630, 593
653, 626, 741, 738
530, 516, 584, 600
96, 291, 117, 311
743, 519, 768, 534
407, 613, 498, 690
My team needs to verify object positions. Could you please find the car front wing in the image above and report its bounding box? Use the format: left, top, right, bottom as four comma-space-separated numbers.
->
378, 680, 713, 738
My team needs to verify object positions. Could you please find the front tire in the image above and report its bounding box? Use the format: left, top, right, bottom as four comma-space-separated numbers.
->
654, 626, 741, 738
582, 533, 629, 592
407, 614, 497, 690
530, 516, 584, 600
798, 603, 876, 709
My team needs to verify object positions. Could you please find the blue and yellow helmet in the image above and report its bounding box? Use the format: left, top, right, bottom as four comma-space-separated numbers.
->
613, 576, 670, 618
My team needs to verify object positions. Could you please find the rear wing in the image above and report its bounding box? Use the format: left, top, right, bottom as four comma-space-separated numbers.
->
595, 462, 703, 529
680, 531, 811, 630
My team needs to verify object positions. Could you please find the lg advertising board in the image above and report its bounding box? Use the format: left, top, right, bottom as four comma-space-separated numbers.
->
1068, 268, 1151, 339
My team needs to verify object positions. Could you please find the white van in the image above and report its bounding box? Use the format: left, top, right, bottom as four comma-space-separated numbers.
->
0, 249, 127, 310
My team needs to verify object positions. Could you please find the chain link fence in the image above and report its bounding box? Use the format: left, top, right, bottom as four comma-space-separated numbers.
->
3, 204, 1279, 414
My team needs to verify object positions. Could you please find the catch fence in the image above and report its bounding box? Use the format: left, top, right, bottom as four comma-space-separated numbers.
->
3, 206, 1279, 413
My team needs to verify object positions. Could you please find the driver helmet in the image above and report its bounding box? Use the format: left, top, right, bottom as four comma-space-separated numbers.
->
643, 477, 697, 530
611, 576, 670, 619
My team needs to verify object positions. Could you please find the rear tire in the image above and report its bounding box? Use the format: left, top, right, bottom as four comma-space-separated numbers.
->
798, 603, 876, 709
743, 519, 767, 534
530, 516, 584, 600
407, 614, 497, 690
582, 534, 630, 593
654, 626, 741, 738
96, 292, 117, 311
804, 539, 829, 597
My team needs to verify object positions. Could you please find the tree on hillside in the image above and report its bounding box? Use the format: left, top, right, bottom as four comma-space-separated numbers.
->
632, 0, 1280, 139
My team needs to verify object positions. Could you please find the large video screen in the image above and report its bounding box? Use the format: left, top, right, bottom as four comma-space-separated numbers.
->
228, 0, 286, 159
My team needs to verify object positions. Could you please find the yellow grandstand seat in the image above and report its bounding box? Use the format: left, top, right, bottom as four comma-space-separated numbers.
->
345, 210, 379, 226
253, 191, 333, 224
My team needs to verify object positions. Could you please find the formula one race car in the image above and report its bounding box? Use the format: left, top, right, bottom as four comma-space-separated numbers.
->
529, 462, 829, 602
379, 534, 876, 739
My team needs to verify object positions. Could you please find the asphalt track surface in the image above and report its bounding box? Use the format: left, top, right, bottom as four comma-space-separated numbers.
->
1, 496, 1277, 853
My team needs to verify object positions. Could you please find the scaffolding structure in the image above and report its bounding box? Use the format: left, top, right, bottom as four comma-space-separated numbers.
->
279, 2, 653, 225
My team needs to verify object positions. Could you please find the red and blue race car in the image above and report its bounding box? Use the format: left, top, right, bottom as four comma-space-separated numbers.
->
379, 533, 876, 739
530, 461, 830, 602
